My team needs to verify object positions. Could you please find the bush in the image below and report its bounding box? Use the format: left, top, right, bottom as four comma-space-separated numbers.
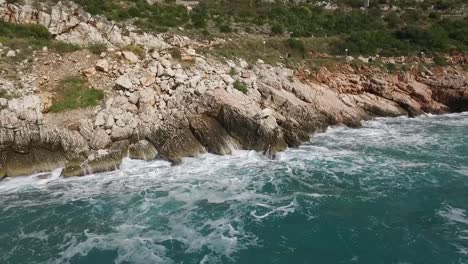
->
433, 55, 447, 66
233, 80, 248, 94
286, 38, 306, 54
50, 76, 104, 112
0, 21, 50, 40
271, 23, 284, 35
229, 67, 237, 76
219, 24, 233, 33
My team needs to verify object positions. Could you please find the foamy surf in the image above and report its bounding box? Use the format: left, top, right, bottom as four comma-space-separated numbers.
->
0, 112, 467, 264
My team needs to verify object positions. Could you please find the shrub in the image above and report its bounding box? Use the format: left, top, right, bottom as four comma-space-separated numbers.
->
0, 21, 50, 40
233, 80, 248, 94
229, 67, 237, 76
286, 38, 306, 54
433, 55, 447, 66
219, 24, 233, 33
50, 76, 104, 112
271, 23, 284, 35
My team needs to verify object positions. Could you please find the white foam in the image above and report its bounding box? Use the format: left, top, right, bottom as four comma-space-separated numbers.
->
438, 206, 468, 225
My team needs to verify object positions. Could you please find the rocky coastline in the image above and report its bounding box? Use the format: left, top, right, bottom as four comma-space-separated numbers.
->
0, 1, 467, 179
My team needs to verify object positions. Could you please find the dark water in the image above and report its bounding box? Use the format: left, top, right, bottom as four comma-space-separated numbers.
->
0, 113, 467, 264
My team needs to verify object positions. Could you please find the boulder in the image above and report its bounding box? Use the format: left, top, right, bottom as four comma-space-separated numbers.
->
4, 149, 67, 177
115, 75, 133, 90
190, 116, 238, 155
122, 51, 139, 63
128, 140, 158, 161
111, 126, 133, 141
96, 59, 110, 72
62, 152, 122, 177
79, 119, 94, 140
90, 129, 112, 150
146, 117, 205, 164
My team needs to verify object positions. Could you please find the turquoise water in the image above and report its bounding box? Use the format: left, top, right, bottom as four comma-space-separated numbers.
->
0, 113, 467, 264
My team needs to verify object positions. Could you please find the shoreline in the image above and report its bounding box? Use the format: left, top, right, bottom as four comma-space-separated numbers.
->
1, 111, 467, 183
0, 2, 467, 179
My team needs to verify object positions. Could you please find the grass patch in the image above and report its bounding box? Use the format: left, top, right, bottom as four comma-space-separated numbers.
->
123, 44, 145, 58
87, 43, 108, 55
49, 76, 104, 112
233, 80, 248, 94
0, 21, 83, 60
50, 41, 81, 54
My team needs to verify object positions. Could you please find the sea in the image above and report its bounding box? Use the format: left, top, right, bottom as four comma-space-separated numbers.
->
0, 112, 467, 264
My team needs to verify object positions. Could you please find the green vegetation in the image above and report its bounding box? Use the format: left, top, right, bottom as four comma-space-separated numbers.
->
203, 36, 335, 67
233, 80, 248, 94
49, 76, 104, 112
0, 21, 107, 59
88, 43, 108, 55
229, 67, 237, 76
76, 0, 189, 32
73, 0, 467, 57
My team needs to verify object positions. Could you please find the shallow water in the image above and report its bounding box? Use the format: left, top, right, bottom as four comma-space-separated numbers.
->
1, 113, 467, 264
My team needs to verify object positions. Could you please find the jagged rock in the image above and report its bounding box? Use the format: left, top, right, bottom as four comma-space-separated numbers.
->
190, 116, 238, 155
128, 92, 139, 105
90, 129, 112, 150
96, 59, 109, 72
122, 51, 139, 63
111, 126, 133, 140
104, 114, 114, 129
128, 140, 158, 161
221, 74, 235, 85
141, 75, 156, 86
0, 98, 7, 108
62, 152, 122, 177
0, 158, 5, 180
115, 75, 133, 90
160, 59, 171, 69
79, 119, 94, 140
146, 117, 205, 164
216, 103, 288, 156
82, 67, 96, 77
4, 149, 67, 177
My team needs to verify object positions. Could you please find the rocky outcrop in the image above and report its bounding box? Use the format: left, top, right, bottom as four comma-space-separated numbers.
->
0, 2, 172, 48
0, 2, 467, 179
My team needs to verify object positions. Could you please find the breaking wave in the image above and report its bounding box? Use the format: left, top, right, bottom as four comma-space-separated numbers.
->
0, 112, 467, 264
